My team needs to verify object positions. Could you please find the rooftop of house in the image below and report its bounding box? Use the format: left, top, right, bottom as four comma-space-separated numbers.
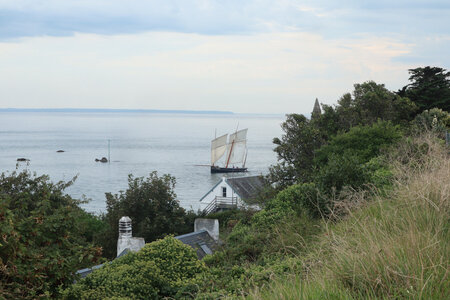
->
75, 229, 218, 279
175, 230, 218, 259
199, 175, 266, 202
226, 175, 265, 200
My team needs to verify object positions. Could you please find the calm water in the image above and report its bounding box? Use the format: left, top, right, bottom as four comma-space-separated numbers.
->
0, 112, 283, 213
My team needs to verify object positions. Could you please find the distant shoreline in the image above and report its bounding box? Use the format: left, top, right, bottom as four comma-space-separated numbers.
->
0, 108, 234, 115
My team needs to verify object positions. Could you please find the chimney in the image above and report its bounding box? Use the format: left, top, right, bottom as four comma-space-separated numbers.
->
119, 216, 132, 238
117, 216, 145, 257
194, 218, 219, 241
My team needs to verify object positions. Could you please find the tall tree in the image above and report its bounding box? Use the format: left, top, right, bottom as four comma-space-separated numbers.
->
100, 172, 196, 258
336, 81, 417, 128
269, 114, 322, 188
398, 66, 450, 112
269, 81, 415, 189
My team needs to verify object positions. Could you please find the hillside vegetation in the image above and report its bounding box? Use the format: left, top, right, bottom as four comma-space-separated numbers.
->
247, 135, 449, 299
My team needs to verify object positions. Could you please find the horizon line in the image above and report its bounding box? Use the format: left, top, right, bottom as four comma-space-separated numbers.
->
0, 108, 235, 115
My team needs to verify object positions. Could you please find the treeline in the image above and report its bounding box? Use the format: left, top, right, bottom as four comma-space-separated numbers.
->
0, 66, 449, 299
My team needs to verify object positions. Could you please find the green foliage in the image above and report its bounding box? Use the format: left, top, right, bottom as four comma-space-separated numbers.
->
314, 121, 402, 166
412, 107, 450, 137
399, 66, 450, 112
205, 185, 321, 268
265, 183, 324, 218
0, 170, 102, 299
310, 121, 400, 199
247, 134, 449, 300
64, 236, 206, 299
76, 211, 109, 245
269, 81, 414, 190
203, 209, 255, 234
197, 257, 306, 298
269, 114, 323, 188
100, 171, 196, 258
324, 81, 417, 134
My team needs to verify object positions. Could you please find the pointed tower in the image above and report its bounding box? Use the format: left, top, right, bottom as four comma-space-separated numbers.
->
311, 98, 321, 119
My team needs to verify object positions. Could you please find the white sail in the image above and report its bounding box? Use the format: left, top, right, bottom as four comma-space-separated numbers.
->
226, 140, 247, 165
228, 128, 247, 143
225, 128, 248, 166
211, 133, 228, 165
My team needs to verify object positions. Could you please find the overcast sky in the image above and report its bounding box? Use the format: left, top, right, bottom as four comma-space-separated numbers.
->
0, 0, 449, 114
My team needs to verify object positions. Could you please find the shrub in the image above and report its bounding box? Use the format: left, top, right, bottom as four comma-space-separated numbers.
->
0, 170, 102, 299
314, 121, 402, 166
63, 236, 206, 299
265, 183, 325, 218
412, 107, 450, 137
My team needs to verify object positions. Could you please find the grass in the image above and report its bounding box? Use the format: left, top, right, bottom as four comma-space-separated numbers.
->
246, 135, 449, 299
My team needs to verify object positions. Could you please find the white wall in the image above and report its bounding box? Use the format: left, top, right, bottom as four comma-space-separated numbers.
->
199, 177, 243, 210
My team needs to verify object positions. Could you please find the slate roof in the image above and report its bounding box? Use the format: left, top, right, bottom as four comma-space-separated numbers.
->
226, 175, 265, 200
75, 232, 218, 279
175, 230, 218, 259
75, 248, 132, 279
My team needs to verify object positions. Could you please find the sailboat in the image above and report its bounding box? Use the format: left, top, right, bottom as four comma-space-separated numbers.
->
210, 128, 248, 173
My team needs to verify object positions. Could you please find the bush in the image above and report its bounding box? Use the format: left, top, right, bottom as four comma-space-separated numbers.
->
266, 182, 325, 218
0, 170, 102, 299
412, 107, 450, 137
313, 121, 400, 197
314, 121, 402, 166
63, 236, 206, 299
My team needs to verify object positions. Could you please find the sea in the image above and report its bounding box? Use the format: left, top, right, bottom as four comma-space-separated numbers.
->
0, 111, 284, 213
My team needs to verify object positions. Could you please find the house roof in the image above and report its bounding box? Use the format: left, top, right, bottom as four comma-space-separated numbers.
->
75, 231, 218, 279
226, 175, 265, 200
75, 263, 105, 279
175, 230, 218, 259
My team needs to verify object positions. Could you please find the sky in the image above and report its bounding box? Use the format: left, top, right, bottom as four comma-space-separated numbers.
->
0, 0, 449, 114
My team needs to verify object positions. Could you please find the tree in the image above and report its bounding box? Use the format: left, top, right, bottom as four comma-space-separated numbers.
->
269, 81, 414, 189
100, 172, 196, 258
335, 81, 417, 128
269, 114, 323, 189
398, 66, 450, 112
0, 170, 102, 299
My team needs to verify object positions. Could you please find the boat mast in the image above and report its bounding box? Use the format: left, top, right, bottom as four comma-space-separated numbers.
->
243, 149, 247, 168
225, 124, 240, 169
225, 139, 235, 168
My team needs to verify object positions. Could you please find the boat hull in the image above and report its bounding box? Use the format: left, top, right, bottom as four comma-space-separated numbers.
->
210, 166, 248, 173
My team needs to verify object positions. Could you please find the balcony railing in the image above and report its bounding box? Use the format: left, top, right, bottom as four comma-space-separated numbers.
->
204, 196, 238, 215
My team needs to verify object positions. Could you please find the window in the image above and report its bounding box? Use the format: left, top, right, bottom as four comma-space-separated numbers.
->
222, 187, 227, 197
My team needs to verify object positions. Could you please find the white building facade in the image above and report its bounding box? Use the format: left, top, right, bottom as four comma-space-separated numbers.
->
199, 176, 263, 214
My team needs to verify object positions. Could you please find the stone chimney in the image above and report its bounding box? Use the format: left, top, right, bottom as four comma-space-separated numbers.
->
119, 216, 132, 238
194, 218, 219, 241
117, 216, 145, 257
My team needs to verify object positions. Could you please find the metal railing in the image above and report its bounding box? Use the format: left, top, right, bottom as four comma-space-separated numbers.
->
204, 196, 238, 215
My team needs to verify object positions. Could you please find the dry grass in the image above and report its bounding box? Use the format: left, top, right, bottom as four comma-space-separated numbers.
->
247, 134, 449, 299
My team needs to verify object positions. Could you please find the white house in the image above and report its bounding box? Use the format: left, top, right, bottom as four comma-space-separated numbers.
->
200, 176, 264, 214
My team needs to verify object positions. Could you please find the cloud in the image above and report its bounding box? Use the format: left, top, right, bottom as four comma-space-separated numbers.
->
0, 31, 416, 113
1, 0, 448, 39
0, 1, 448, 113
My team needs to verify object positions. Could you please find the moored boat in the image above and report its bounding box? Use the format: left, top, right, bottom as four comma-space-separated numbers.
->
210, 128, 248, 173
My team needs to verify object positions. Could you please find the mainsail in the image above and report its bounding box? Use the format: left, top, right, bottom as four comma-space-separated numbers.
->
225, 129, 248, 166
211, 134, 228, 165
